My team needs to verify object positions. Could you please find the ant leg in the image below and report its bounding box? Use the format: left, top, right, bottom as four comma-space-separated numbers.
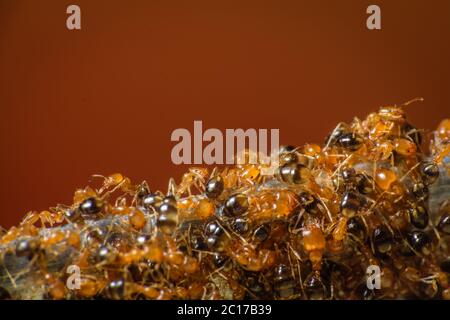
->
186, 185, 192, 196
91, 174, 105, 179
39, 214, 48, 228
100, 179, 126, 200
323, 122, 347, 151
110, 179, 126, 194
195, 173, 207, 191
210, 167, 219, 179
45, 212, 54, 227
114, 195, 127, 207
167, 178, 177, 197
193, 180, 205, 193
22, 212, 39, 227
91, 174, 107, 194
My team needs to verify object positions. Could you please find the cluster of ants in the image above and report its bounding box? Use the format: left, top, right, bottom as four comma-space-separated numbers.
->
0, 100, 449, 300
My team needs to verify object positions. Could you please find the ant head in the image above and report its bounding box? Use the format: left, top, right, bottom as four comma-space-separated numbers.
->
378, 97, 424, 122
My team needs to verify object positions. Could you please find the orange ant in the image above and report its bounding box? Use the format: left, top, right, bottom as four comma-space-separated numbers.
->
168, 167, 209, 197
20, 210, 65, 229
91, 173, 135, 195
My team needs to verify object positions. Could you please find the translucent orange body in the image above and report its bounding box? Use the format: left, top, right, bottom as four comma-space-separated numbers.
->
229, 241, 276, 271
193, 198, 215, 219
394, 138, 417, 157
375, 168, 397, 190
73, 186, 97, 204
129, 209, 146, 230
303, 225, 326, 270
437, 119, 450, 141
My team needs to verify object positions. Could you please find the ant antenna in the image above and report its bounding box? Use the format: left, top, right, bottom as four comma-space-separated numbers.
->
90, 174, 106, 183
400, 97, 424, 108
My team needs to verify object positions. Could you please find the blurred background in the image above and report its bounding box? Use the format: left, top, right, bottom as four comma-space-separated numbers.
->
0, 0, 449, 228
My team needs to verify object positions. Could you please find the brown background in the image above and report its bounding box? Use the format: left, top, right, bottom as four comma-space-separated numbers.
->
0, 0, 449, 228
